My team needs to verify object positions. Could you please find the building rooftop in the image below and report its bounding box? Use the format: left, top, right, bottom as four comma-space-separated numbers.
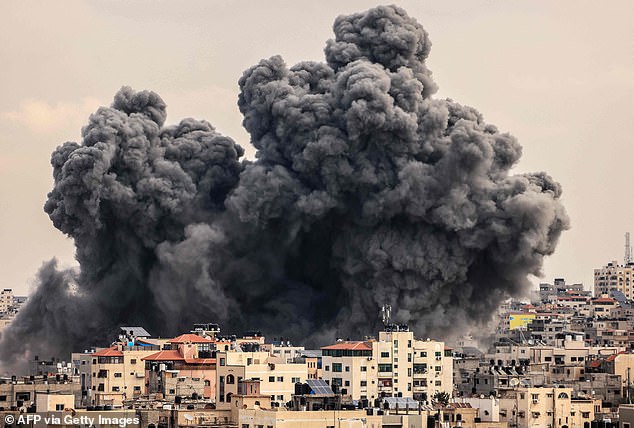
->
169, 333, 215, 344
143, 350, 185, 362
321, 341, 372, 351
119, 326, 151, 337
92, 347, 124, 357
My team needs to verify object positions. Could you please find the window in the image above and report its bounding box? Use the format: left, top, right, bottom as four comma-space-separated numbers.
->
0, 396, 6, 402
381, 352, 390, 358
292, 377, 300, 383
394, 340, 398, 347
276, 376, 284, 382
130, 359, 136, 364
325, 366, 329, 371
112, 386, 120, 392
277, 395, 284, 401
269, 376, 275, 382
344, 380, 350, 386
134, 386, 141, 391
420, 352, 427, 357
332, 363, 342, 372
56, 404, 64, 411
227, 374, 235, 384
378, 364, 392, 373
114, 373, 122, 378
360, 381, 367, 387
360, 366, 367, 372
407, 340, 412, 348
220, 358, 226, 366
345, 366, 350, 372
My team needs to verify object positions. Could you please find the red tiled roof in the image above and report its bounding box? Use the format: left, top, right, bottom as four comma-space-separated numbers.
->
606, 352, 626, 362
169, 334, 215, 344
321, 341, 372, 351
184, 358, 216, 365
143, 350, 185, 362
92, 347, 124, 357
593, 298, 616, 303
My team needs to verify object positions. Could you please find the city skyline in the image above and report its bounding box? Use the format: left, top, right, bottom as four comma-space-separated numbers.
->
1, 0, 633, 298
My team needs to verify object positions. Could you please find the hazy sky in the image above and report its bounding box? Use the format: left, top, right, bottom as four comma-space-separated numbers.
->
1, 0, 633, 296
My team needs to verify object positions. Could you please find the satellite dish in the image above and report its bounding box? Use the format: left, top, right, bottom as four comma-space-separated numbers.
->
510, 378, 520, 387
184, 414, 194, 422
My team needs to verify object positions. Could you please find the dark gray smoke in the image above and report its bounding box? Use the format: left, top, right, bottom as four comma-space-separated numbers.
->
0, 5, 568, 369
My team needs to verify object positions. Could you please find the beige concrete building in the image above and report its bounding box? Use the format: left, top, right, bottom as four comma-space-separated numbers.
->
216, 350, 308, 409
0, 289, 12, 313
35, 392, 74, 412
90, 343, 160, 407
499, 387, 599, 428
0, 377, 81, 409
595, 260, 634, 298
321, 326, 452, 403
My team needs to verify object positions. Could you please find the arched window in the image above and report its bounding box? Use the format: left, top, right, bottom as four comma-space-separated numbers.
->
227, 374, 235, 384
226, 392, 232, 403
558, 392, 569, 399
456, 414, 462, 421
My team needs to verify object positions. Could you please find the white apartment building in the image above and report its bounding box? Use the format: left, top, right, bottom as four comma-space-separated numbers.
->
321, 326, 452, 403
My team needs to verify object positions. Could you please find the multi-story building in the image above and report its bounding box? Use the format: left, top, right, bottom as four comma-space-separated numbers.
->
499, 387, 599, 428
90, 341, 161, 406
143, 333, 216, 400
321, 325, 452, 403
215, 350, 308, 409
595, 260, 634, 298
0, 376, 81, 409
0, 289, 13, 314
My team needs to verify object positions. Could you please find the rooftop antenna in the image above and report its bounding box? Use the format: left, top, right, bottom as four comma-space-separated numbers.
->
381, 304, 391, 326
626, 232, 633, 264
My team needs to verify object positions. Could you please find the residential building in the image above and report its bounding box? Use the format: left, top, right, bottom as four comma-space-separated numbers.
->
595, 261, 634, 298
321, 325, 453, 403
499, 387, 599, 428
216, 350, 308, 409
90, 339, 161, 407
143, 333, 216, 400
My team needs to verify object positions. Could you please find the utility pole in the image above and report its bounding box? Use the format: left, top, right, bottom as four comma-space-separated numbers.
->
627, 367, 632, 404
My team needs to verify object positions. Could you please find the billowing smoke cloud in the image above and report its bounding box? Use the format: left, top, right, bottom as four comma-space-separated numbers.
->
0, 5, 568, 368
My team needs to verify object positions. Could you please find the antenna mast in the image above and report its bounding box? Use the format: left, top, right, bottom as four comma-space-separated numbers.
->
626, 232, 632, 264
381, 304, 391, 326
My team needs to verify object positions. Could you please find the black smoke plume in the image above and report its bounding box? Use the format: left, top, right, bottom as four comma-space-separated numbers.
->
0, 5, 568, 368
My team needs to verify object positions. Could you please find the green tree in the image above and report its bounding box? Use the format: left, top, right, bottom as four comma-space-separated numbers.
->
432, 391, 450, 407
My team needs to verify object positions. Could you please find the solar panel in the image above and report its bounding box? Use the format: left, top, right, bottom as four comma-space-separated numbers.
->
307, 379, 334, 395
383, 397, 419, 409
